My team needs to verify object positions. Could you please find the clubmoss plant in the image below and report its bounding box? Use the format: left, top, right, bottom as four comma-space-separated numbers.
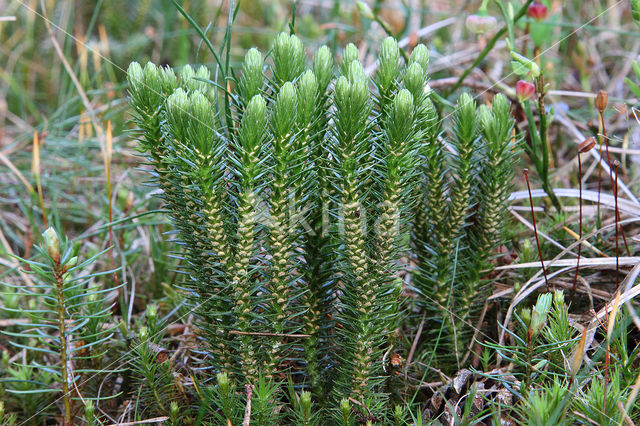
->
484, 292, 572, 393
328, 39, 433, 414
129, 61, 237, 376
0, 228, 118, 425
127, 304, 178, 416
412, 92, 518, 367
289, 384, 320, 426
263, 81, 305, 375
519, 378, 572, 426
458, 94, 519, 334
127, 31, 516, 420
328, 66, 376, 402
128, 33, 325, 387
299, 48, 335, 398
229, 94, 268, 382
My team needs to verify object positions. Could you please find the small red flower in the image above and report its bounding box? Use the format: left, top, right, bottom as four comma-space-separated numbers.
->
527, 2, 548, 21
516, 80, 536, 102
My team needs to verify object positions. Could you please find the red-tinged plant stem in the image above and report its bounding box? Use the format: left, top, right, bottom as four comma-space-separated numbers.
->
600, 113, 613, 183
523, 23, 530, 54
596, 145, 603, 229
596, 110, 605, 233
524, 169, 550, 291
599, 103, 630, 256
572, 152, 584, 292
573, 137, 596, 292
613, 161, 620, 289
618, 211, 631, 256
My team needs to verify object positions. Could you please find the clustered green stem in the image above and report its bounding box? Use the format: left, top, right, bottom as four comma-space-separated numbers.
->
127, 33, 519, 417
412, 92, 519, 367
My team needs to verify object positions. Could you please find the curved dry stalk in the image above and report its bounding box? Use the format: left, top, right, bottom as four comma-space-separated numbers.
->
496, 256, 640, 270
509, 188, 640, 217
497, 217, 640, 357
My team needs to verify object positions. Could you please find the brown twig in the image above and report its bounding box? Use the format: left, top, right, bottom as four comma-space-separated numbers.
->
405, 313, 425, 375
618, 401, 636, 426
462, 299, 490, 366
243, 384, 254, 426
348, 397, 373, 418
404, 313, 425, 394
